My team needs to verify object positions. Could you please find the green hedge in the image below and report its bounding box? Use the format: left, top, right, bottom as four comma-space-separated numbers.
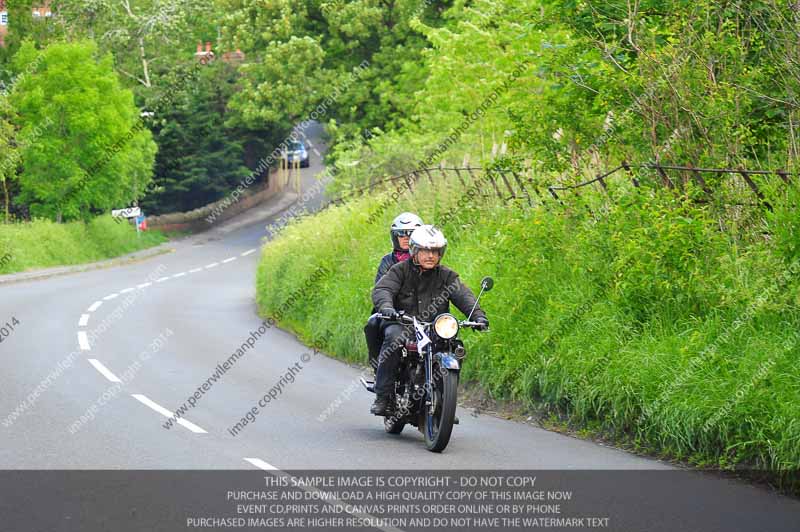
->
256, 173, 800, 484
0, 215, 166, 274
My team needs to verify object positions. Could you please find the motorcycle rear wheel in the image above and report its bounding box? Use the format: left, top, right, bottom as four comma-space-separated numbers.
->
424, 369, 458, 452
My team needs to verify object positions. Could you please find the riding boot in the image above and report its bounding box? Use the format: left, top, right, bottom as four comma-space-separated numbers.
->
370, 395, 392, 416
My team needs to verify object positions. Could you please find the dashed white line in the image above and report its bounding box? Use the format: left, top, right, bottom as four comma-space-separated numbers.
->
241, 249, 257, 257
189, 268, 202, 273
243, 458, 278, 471
131, 394, 207, 434
88, 359, 122, 383
88, 301, 103, 312
103, 293, 119, 301
205, 262, 219, 269
78, 331, 91, 351
78, 314, 90, 327
222, 257, 237, 264
119, 287, 135, 294
137, 282, 152, 289
155, 277, 170, 283
172, 272, 186, 278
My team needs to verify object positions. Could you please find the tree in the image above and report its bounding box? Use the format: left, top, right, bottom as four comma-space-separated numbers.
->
53, 0, 203, 93
140, 60, 253, 214
218, 0, 444, 138
0, 95, 17, 222
10, 40, 156, 221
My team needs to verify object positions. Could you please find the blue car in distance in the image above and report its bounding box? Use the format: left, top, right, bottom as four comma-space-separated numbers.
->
283, 140, 310, 168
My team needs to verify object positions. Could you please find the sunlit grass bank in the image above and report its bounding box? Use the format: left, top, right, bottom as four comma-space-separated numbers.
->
256, 174, 800, 485
0, 216, 166, 274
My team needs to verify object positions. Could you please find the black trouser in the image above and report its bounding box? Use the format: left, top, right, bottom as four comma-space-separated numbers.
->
375, 323, 413, 398
363, 315, 383, 370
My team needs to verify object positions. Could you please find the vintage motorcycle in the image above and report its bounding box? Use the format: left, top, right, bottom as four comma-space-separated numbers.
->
361, 276, 494, 452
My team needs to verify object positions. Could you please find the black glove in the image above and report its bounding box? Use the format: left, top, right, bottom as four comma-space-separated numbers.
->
475, 316, 489, 331
380, 308, 400, 320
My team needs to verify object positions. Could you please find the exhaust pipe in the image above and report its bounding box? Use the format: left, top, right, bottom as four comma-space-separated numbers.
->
359, 377, 375, 393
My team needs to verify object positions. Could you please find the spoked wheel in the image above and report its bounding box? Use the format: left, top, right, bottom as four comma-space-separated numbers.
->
423, 368, 458, 452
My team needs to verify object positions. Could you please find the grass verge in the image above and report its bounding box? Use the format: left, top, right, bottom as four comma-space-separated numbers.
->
256, 171, 800, 492
0, 215, 167, 274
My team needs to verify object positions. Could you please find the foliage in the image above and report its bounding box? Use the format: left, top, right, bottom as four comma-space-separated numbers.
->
0, 95, 18, 222
9, 40, 157, 221
218, 0, 442, 138
51, 0, 205, 93
139, 60, 252, 214
321, 0, 800, 189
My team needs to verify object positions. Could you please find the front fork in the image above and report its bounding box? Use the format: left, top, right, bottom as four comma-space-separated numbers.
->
423, 347, 460, 436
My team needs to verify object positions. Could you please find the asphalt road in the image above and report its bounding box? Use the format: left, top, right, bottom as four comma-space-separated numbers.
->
1, 124, 798, 531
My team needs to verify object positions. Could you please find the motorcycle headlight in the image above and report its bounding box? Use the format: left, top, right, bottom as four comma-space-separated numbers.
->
434, 314, 459, 339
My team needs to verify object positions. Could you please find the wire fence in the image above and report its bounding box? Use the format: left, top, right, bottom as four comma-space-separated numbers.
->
322, 161, 799, 213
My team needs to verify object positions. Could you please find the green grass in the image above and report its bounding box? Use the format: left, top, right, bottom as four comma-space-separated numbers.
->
255, 172, 800, 489
0, 215, 167, 274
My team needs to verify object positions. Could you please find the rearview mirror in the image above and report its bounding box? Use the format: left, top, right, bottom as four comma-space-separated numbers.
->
481, 276, 494, 292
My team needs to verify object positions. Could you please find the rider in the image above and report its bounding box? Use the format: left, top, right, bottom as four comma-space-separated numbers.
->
364, 212, 424, 370
370, 225, 489, 415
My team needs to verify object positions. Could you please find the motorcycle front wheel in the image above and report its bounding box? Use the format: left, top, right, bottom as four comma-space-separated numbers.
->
423, 369, 458, 452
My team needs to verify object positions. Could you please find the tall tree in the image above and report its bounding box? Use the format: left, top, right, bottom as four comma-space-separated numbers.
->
140, 60, 252, 214
52, 0, 203, 93
0, 94, 17, 222
10, 39, 156, 220
218, 0, 445, 137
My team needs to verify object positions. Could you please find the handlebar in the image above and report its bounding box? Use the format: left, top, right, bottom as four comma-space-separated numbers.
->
372, 312, 486, 330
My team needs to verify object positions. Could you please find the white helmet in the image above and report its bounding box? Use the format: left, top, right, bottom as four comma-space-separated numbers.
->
409, 225, 447, 259
390, 212, 423, 249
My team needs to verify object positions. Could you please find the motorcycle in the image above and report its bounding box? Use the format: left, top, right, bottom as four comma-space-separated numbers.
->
361, 276, 494, 452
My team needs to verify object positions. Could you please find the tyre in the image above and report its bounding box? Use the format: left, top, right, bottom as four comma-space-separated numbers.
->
384, 415, 405, 434
423, 369, 458, 452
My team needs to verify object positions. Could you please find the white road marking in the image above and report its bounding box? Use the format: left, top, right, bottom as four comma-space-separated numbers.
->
222, 257, 236, 264
88, 301, 103, 312
241, 249, 257, 257
205, 262, 219, 269
78, 314, 90, 327
243, 458, 278, 471
119, 287, 135, 294
78, 331, 91, 351
155, 277, 170, 283
137, 282, 152, 289
131, 394, 207, 434
189, 268, 202, 273
172, 272, 186, 278
103, 293, 118, 301
88, 359, 122, 383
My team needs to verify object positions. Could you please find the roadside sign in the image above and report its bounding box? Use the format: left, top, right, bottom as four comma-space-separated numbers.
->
112, 207, 141, 218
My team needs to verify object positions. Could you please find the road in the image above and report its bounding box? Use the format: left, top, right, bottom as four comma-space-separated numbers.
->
1, 124, 798, 531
